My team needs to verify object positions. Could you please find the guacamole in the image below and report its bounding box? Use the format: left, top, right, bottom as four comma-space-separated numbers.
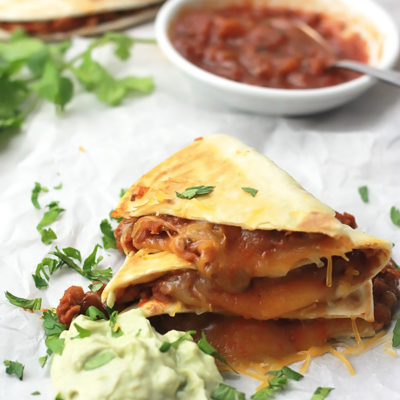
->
51, 309, 222, 400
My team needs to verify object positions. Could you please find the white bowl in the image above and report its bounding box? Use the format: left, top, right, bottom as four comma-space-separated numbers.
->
155, 0, 399, 115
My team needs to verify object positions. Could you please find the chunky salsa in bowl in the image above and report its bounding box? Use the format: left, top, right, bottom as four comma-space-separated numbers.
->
170, 6, 368, 90
155, 0, 399, 115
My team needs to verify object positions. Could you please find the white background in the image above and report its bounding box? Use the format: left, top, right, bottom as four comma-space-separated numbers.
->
0, 0, 400, 398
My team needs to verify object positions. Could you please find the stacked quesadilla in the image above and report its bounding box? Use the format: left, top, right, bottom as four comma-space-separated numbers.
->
0, 0, 163, 40
101, 135, 397, 369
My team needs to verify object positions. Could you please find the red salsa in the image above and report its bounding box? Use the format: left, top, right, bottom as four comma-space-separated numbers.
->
170, 6, 369, 89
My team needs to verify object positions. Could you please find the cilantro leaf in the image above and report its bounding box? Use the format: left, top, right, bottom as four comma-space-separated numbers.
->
72, 323, 91, 340
311, 387, 334, 400
4, 360, 24, 380
160, 330, 196, 352
54, 183, 63, 190
31, 182, 48, 209
5, 291, 42, 310
31, 391, 41, 395
39, 228, 57, 245
32, 59, 73, 110
62, 247, 82, 262
45, 336, 65, 355
390, 206, 400, 227
120, 188, 127, 198
85, 305, 107, 321
37, 201, 65, 228
83, 351, 115, 371
241, 187, 258, 197
211, 383, 246, 400
358, 185, 369, 203
176, 185, 215, 199
109, 311, 123, 338
197, 331, 237, 373
100, 219, 116, 249
392, 319, 400, 348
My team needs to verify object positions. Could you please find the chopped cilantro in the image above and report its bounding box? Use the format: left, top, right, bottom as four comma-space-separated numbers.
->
393, 319, 400, 348
5, 291, 42, 310
241, 187, 258, 197
211, 383, 246, 400
53, 183, 63, 190
31, 182, 48, 209
50, 245, 112, 283
36, 201, 65, 230
39, 227, 57, 245
4, 360, 24, 380
311, 387, 334, 400
85, 306, 107, 321
197, 331, 238, 373
83, 351, 116, 371
159, 330, 196, 352
39, 355, 48, 368
45, 336, 65, 355
358, 186, 369, 203
251, 366, 303, 399
32, 257, 62, 289
176, 185, 215, 199
100, 219, 116, 249
109, 311, 123, 338
36, 201, 64, 244
390, 206, 400, 227
31, 391, 41, 395
88, 282, 104, 292
42, 309, 66, 337
120, 188, 127, 198
72, 323, 91, 340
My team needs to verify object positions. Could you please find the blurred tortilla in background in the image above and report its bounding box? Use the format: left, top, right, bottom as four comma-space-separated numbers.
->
0, 0, 164, 40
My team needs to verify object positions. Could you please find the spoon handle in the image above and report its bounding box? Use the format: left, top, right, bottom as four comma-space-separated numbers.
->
333, 60, 400, 88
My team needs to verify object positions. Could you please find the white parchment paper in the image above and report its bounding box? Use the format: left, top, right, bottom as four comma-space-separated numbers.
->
1, 1, 400, 398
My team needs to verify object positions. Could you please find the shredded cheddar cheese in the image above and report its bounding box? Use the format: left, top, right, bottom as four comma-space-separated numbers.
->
330, 348, 355, 375
326, 256, 333, 287
351, 318, 362, 345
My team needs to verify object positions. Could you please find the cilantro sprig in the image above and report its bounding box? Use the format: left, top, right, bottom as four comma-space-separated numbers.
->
32, 245, 112, 289
0, 30, 155, 132
100, 219, 116, 249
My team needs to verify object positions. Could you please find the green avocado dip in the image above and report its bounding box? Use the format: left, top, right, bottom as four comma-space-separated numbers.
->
50, 309, 222, 400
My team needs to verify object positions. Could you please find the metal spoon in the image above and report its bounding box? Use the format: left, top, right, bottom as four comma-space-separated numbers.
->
296, 20, 400, 88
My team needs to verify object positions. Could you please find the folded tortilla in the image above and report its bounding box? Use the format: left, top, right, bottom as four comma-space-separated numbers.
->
102, 134, 391, 364
0, 0, 163, 39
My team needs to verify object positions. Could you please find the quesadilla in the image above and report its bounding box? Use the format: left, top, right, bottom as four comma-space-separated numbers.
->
0, 0, 163, 40
101, 134, 396, 369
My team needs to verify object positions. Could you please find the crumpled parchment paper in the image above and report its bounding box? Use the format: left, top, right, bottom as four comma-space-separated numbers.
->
1, 1, 400, 398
